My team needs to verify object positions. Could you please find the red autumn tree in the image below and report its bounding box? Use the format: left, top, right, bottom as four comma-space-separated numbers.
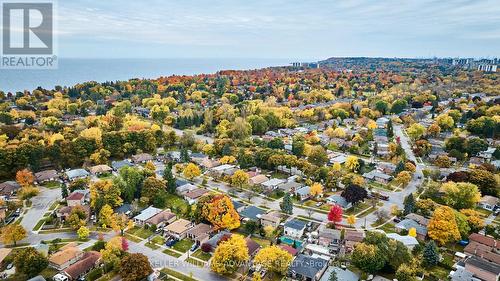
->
328, 205, 343, 226
121, 237, 129, 251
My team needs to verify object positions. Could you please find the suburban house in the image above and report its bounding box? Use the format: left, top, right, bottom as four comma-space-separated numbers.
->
320, 266, 359, 281
62, 251, 101, 280
249, 174, 269, 186
88, 164, 112, 176
0, 181, 20, 198
200, 158, 220, 169
288, 254, 328, 281
464, 233, 500, 265
464, 256, 500, 281
362, 170, 393, 184
209, 164, 236, 177
183, 188, 210, 205
284, 219, 307, 240
261, 178, 286, 191
478, 195, 498, 211
34, 169, 59, 184
239, 206, 265, 221
111, 160, 132, 171
259, 211, 281, 228
145, 209, 176, 228
131, 153, 154, 164
190, 153, 209, 165
65, 169, 89, 181
232, 200, 246, 212
280, 245, 299, 256
57, 205, 90, 221
186, 223, 213, 244
277, 180, 303, 193
133, 206, 163, 226
318, 226, 342, 248
203, 231, 232, 252
395, 213, 429, 240
66, 191, 86, 207
49, 243, 84, 270
294, 185, 311, 201
245, 237, 261, 257
344, 231, 364, 253
377, 162, 397, 174
386, 233, 419, 250
115, 203, 133, 217
177, 182, 197, 194
164, 219, 194, 239
326, 195, 351, 209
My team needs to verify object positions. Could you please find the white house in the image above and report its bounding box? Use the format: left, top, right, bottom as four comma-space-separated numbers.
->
284, 219, 307, 240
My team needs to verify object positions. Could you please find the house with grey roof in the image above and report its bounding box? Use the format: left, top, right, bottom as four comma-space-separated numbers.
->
65, 169, 89, 181
288, 254, 328, 281
261, 178, 286, 191
111, 160, 132, 171
34, 169, 59, 184
133, 206, 162, 226
284, 219, 307, 240
326, 195, 351, 209
277, 180, 303, 193
320, 266, 359, 281
239, 206, 265, 221
395, 218, 428, 240
294, 185, 311, 201
362, 170, 393, 184
318, 226, 342, 248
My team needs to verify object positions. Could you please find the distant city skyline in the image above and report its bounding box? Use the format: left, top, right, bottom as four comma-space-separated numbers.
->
48, 0, 500, 59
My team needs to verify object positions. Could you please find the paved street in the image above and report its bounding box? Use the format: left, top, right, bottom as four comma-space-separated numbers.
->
20, 187, 61, 233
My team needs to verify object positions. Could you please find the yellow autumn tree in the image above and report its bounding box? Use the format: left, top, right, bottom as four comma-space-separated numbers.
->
345, 156, 359, 171
198, 194, 240, 230
111, 213, 134, 236
210, 234, 249, 275
428, 206, 461, 245
90, 180, 123, 209
220, 155, 236, 164
80, 127, 103, 144
183, 163, 201, 180
144, 161, 156, 172
231, 170, 249, 189
408, 227, 417, 238
347, 215, 356, 227
253, 246, 293, 275
309, 182, 323, 198
396, 171, 412, 187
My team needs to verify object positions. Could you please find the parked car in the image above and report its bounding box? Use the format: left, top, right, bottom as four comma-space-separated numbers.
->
165, 238, 178, 247
315, 202, 323, 207
393, 217, 401, 223
6, 263, 13, 270
190, 243, 199, 252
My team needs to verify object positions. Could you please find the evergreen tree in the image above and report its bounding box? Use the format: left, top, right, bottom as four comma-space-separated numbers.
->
281, 193, 293, 215
61, 184, 68, 198
395, 160, 405, 174
222, 143, 232, 156
387, 119, 394, 138
164, 163, 176, 194
403, 193, 415, 215
180, 148, 190, 162
423, 241, 440, 267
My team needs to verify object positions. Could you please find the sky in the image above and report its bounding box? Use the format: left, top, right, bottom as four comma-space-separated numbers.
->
53, 0, 500, 59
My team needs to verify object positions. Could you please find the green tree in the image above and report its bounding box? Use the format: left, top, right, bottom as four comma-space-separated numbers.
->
328, 270, 338, 281
13, 247, 48, 278
391, 99, 408, 114
351, 243, 385, 273
163, 163, 176, 194
281, 193, 293, 215
403, 193, 416, 215
422, 241, 439, 267
119, 253, 153, 281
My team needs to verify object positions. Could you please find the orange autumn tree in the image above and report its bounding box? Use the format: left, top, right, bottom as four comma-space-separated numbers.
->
16, 169, 34, 187
197, 194, 240, 230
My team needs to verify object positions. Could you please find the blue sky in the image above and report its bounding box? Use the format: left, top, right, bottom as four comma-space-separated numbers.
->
56, 0, 500, 59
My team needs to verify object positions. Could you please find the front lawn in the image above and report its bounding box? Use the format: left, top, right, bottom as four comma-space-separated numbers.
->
160, 268, 197, 281
165, 194, 190, 215
163, 248, 182, 258
344, 202, 371, 216
185, 257, 204, 267
43, 181, 62, 189
251, 236, 271, 247
192, 249, 211, 261
172, 239, 194, 253
126, 226, 154, 239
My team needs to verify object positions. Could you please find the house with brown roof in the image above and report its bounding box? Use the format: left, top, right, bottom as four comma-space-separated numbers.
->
0, 248, 12, 267
464, 256, 500, 281
280, 244, 299, 256
344, 230, 364, 253
131, 153, 154, 164
249, 174, 269, 186
88, 165, 112, 176
186, 223, 213, 244
145, 209, 176, 228
34, 169, 59, 184
245, 237, 261, 257
164, 219, 194, 239
62, 251, 101, 280
464, 233, 500, 264
183, 188, 209, 205
0, 181, 20, 197
260, 211, 281, 228
49, 243, 83, 270
318, 226, 342, 248
66, 192, 86, 207
57, 205, 90, 221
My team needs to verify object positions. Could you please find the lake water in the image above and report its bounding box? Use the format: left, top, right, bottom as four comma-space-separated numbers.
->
0, 58, 292, 93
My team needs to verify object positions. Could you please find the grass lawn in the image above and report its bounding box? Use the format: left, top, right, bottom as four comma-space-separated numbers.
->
145, 241, 161, 250
43, 181, 62, 189
357, 206, 376, 218
161, 268, 198, 281
172, 239, 194, 253
165, 194, 190, 215
151, 235, 165, 245
33, 218, 45, 231
372, 222, 396, 233
126, 226, 154, 239
49, 201, 59, 211
163, 248, 182, 258
185, 257, 204, 267
192, 249, 211, 261
268, 190, 285, 199
124, 233, 142, 243
475, 207, 493, 217
344, 202, 371, 216
251, 236, 271, 247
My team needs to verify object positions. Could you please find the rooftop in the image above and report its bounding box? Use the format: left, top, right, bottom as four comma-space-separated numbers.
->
284, 219, 307, 231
